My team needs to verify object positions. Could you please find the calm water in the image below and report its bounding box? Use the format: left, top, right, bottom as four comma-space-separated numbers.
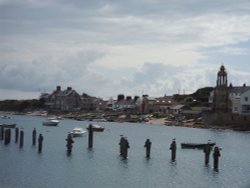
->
0, 114, 250, 188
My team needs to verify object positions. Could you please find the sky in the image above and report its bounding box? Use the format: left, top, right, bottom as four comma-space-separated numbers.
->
1, 0, 250, 100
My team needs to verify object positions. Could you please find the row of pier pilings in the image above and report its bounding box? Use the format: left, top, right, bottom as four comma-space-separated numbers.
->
1, 124, 221, 171
0, 127, 44, 153
66, 124, 221, 170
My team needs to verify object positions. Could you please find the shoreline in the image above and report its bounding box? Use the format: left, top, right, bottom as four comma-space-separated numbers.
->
1, 111, 249, 131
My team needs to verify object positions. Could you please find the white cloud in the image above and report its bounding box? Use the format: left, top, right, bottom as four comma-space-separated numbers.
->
218, 47, 248, 55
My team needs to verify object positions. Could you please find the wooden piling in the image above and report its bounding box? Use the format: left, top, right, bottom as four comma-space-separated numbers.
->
4, 129, 11, 145
144, 139, 152, 158
120, 137, 130, 159
169, 139, 176, 161
32, 128, 37, 146
66, 133, 74, 154
38, 134, 43, 153
203, 143, 212, 165
88, 124, 93, 148
213, 146, 221, 170
119, 135, 125, 156
1, 126, 4, 140
15, 128, 19, 143
19, 130, 24, 148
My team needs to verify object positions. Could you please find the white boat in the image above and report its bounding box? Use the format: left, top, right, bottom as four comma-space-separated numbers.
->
71, 127, 86, 137
42, 119, 59, 126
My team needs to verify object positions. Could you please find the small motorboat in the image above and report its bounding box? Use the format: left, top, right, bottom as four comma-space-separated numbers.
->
71, 127, 86, 137
0, 123, 16, 128
42, 119, 59, 126
181, 142, 216, 149
1, 115, 11, 119
87, 124, 105, 132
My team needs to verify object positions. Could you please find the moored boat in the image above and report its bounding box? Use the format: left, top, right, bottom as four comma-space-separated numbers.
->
1, 115, 11, 119
42, 119, 59, 126
181, 142, 216, 149
71, 127, 86, 137
87, 124, 105, 132
0, 123, 16, 128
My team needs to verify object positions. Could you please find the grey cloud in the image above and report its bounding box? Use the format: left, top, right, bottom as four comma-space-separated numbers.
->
0, 50, 105, 92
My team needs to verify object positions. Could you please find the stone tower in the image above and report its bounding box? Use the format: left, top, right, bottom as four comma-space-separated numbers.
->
213, 65, 229, 112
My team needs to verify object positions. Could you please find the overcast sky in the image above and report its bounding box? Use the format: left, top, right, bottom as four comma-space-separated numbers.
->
1, 0, 250, 100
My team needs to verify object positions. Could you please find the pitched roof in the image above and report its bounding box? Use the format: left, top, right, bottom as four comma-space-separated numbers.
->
229, 86, 250, 95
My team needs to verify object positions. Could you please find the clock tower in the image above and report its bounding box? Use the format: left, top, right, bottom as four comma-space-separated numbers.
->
213, 65, 229, 112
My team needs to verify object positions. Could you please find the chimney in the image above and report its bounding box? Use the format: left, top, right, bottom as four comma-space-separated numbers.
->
67, 87, 72, 91
126, 96, 132, 101
117, 94, 125, 101
56, 86, 61, 92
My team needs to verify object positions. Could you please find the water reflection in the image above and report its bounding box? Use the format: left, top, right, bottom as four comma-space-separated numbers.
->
87, 148, 94, 159
118, 155, 129, 169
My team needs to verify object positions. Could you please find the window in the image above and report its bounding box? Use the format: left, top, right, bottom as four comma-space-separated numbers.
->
245, 97, 248, 102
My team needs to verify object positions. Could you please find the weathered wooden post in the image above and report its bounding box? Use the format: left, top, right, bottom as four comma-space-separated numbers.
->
32, 128, 37, 146
4, 129, 11, 145
169, 139, 176, 161
119, 135, 125, 156
121, 137, 130, 159
19, 130, 24, 148
213, 146, 221, 170
38, 134, 43, 153
203, 142, 212, 165
66, 133, 74, 154
8, 129, 11, 144
1, 126, 4, 140
88, 124, 93, 148
15, 127, 19, 143
144, 139, 152, 158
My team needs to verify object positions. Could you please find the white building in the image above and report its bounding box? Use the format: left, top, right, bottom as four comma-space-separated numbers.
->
229, 87, 250, 114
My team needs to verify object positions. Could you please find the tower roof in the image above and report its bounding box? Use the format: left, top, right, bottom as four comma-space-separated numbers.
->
218, 65, 227, 76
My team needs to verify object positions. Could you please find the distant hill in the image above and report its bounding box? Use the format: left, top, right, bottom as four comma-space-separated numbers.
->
173, 87, 214, 106
0, 99, 45, 112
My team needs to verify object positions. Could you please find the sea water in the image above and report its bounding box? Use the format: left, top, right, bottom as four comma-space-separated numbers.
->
0, 115, 250, 188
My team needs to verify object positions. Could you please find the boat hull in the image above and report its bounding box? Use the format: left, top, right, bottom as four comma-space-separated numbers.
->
87, 125, 105, 132
0, 124, 16, 128
42, 121, 59, 126
71, 128, 86, 137
181, 142, 216, 149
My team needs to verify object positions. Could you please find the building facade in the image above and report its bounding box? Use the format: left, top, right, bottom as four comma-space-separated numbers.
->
211, 65, 250, 115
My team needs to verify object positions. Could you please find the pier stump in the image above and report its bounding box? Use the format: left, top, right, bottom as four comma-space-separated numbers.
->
213, 146, 221, 170
169, 139, 176, 161
15, 128, 19, 143
119, 135, 125, 156
1, 126, 4, 140
66, 133, 74, 154
144, 139, 152, 158
203, 142, 212, 165
19, 130, 24, 148
88, 124, 93, 149
4, 129, 11, 145
32, 128, 37, 146
121, 137, 130, 159
38, 134, 43, 153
